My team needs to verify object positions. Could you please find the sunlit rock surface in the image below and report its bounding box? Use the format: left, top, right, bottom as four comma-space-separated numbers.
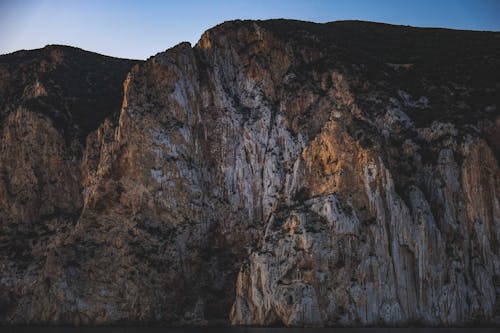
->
0, 20, 499, 326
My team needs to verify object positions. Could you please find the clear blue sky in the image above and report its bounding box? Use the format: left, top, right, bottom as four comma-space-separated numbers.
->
1, 0, 499, 60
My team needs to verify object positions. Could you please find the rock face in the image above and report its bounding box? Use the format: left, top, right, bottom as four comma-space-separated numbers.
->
1, 20, 499, 326
0, 45, 138, 323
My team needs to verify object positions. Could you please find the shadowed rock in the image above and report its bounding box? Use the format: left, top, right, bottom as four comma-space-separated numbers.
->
0, 20, 499, 326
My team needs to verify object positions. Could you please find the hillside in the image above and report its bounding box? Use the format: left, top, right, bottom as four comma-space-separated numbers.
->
0, 20, 499, 326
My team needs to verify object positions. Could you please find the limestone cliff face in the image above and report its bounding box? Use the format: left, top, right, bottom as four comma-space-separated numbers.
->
0, 20, 499, 326
0, 45, 138, 322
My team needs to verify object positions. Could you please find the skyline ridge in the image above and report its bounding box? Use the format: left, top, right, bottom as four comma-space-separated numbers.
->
2, 17, 499, 60
2, 0, 499, 59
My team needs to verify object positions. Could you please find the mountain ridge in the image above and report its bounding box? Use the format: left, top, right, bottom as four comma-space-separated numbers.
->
0, 19, 499, 326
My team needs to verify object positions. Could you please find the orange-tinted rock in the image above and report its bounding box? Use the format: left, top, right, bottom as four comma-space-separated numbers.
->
1, 21, 499, 326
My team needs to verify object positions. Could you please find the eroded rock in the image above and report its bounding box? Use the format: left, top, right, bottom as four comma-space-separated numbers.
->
0, 20, 499, 326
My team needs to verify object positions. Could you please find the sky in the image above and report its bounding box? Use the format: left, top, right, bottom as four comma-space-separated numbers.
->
1, 0, 500, 60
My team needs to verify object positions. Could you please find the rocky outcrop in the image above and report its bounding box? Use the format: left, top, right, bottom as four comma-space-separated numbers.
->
0, 20, 499, 326
0, 45, 138, 323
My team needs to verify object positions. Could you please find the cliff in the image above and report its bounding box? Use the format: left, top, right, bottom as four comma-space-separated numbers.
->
0, 20, 499, 326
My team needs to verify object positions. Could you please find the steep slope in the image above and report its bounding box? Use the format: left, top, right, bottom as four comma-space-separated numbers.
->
0, 20, 499, 326
0, 45, 138, 321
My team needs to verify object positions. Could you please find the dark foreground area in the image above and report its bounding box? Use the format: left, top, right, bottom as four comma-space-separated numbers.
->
1, 328, 499, 333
